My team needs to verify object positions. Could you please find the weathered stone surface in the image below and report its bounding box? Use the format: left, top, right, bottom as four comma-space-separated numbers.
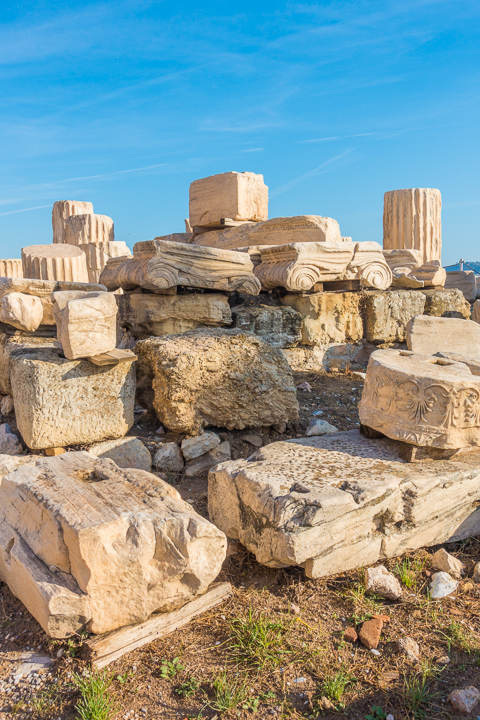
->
397, 637, 420, 663
423, 288, 470, 319
473, 300, 480, 324
0, 423, 22, 455
154, 233, 195, 244
406, 316, 480, 357
383, 248, 423, 271
0, 451, 226, 636
448, 687, 480, 715
0, 395, 14, 416
363, 290, 426, 343
153, 442, 184, 472
358, 617, 383, 649
281, 291, 363, 346
445, 270, 477, 303
0, 293, 44, 332
0, 334, 58, 395
231, 304, 302, 348
52, 291, 117, 360
305, 418, 339, 436
0, 260, 23, 278
64, 214, 114, 246
22, 244, 89, 283
11, 348, 135, 449
430, 571, 458, 599
117, 292, 232, 339
409, 263, 446, 287
282, 343, 365, 373
181, 432, 220, 461
79, 241, 131, 284
383, 188, 442, 264
100, 239, 260, 296
364, 565, 403, 600
473, 562, 480, 583
431, 548, 465, 578
189, 172, 268, 227
347, 242, 393, 289
208, 429, 480, 578
52, 201, 93, 244
136, 328, 299, 434
359, 348, 480, 448
88, 437, 152, 471
185, 440, 231, 477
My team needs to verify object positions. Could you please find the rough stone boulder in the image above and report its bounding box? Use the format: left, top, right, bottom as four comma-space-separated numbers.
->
136, 328, 299, 434
11, 348, 135, 449
231, 304, 302, 348
0, 452, 227, 637
208, 430, 480, 578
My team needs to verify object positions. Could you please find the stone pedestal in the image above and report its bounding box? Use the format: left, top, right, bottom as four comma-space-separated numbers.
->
65, 214, 114, 246
383, 188, 442, 264
22, 244, 89, 283
52, 201, 93, 244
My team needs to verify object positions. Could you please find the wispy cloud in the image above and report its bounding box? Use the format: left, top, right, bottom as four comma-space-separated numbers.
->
0, 204, 51, 217
270, 150, 354, 197
300, 132, 377, 143
46, 163, 167, 186
240, 147, 264, 152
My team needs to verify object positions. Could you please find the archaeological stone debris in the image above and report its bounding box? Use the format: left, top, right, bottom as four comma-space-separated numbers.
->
0, 173, 479, 650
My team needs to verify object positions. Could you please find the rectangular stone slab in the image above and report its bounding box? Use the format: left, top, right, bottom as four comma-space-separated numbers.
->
208, 429, 480, 578
406, 316, 480, 359
189, 172, 268, 227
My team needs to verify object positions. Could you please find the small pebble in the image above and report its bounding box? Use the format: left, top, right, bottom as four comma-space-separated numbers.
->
370, 648, 381, 657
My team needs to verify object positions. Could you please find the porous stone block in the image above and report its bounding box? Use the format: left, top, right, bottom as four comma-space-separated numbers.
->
406, 316, 480, 358
444, 270, 477, 303
0, 451, 226, 636
64, 214, 114, 246
0, 293, 44, 332
231, 304, 302, 348
383, 188, 442, 264
362, 290, 426, 344
87, 437, 152, 471
359, 348, 480, 448
11, 349, 135, 449
0, 335, 58, 395
208, 429, 480, 578
423, 288, 470, 319
52, 291, 117, 360
135, 328, 299, 434
52, 201, 93, 244
22, 244, 89, 283
189, 171, 268, 227
0, 260, 23, 278
80, 241, 131, 284
117, 292, 232, 339
281, 291, 363, 346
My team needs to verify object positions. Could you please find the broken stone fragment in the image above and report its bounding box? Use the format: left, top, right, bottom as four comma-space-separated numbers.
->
305, 418, 339, 437
431, 548, 465, 578
344, 627, 357, 643
358, 617, 383, 650
52, 200, 93, 244
185, 441, 231, 477
364, 565, 403, 601
0, 451, 227, 636
88, 437, 152, 471
52, 291, 117, 360
153, 442, 184, 472
189, 171, 268, 228
396, 637, 421, 663
407, 315, 480, 358
430, 572, 458, 599
448, 686, 480, 714
181, 432, 220, 461
0, 395, 14, 416
473, 563, 480, 583
445, 270, 477, 303
0, 423, 22, 455
0, 293, 44, 333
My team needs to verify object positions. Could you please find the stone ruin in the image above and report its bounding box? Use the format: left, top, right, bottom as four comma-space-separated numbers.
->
0, 172, 479, 649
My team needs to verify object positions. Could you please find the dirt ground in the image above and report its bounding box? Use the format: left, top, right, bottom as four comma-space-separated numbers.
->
1, 371, 479, 720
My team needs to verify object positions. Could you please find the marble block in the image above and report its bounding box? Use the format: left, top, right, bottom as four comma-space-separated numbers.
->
189, 171, 268, 227
444, 270, 477, 303
0, 293, 44, 333
52, 291, 117, 360
65, 214, 114, 246
383, 188, 442, 264
22, 244, 89, 283
0, 260, 23, 278
406, 315, 480, 358
52, 200, 93, 244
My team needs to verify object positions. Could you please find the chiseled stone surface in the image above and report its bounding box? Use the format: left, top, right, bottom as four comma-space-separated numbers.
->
189, 171, 268, 227
0, 293, 44, 333
0, 334, 58, 395
208, 429, 480, 578
231, 304, 302, 348
22, 244, 89, 283
136, 328, 299, 434
359, 348, 480, 449
383, 188, 442, 264
423, 288, 470, 319
363, 290, 426, 343
0, 260, 23, 278
52, 291, 117, 360
52, 200, 93, 244
64, 213, 114, 246
444, 270, 477, 303
87, 437, 152, 472
11, 348, 135, 449
0, 451, 226, 637
282, 291, 363, 346
117, 292, 232, 339
406, 315, 480, 358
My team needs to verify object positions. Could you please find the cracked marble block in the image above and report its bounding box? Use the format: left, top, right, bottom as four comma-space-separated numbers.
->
52, 291, 117, 360
189, 171, 268, 227
65, 214, 114, 246
0, 451, 226, 637
208, 429, 480, 578
52, 201, 93, 244
22, 244, 89, 283
359, 348, 480, 448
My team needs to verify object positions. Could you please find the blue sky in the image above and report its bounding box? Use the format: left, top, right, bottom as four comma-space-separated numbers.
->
1, 0, 479, 265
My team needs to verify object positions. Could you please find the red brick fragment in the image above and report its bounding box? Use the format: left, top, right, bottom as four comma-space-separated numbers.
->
359, 617, 383, 650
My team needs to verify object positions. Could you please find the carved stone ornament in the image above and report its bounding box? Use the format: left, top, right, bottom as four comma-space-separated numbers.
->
359, 348, 480, 449
99, 239, 261, 295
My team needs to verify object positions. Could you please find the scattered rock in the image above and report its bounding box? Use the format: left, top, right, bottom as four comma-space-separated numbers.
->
370, 648, 381, 657
88, 437, 152, 471
448, 686, 480, 714
185, 441, 231, 477
386, 715, 394, 720
305, 418, 339, 437
430, 571, 458, 599
431, 548, 465, 578
463, 581, 474, 592
289, 602, 300, 615
156, 426, 165, 435
0, 423, 22, 455
153, 442, 184, 472
437, 655, 450, 665
358, 617, 383, 650
365, 565, 403, 600
473, 563, 480, 584
241, 433, 263, 447
344, 627, 357, 643
296, 381, 312, 392
272, 421, 287, 434
319, 697, 336, 710
0, 395, 14, 416
181, 432, 220, 461
397, 637, 421, 663
412, 610, 422, 619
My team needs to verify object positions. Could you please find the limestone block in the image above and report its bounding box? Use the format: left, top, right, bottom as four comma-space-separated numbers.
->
117, 292, 232, 339
87, 437, 152, 471
135, 328, 299, 434
423, 288, 470, 319
64, 214, 114, 246
406, 315, 480, 357
208, 429, 480, 578
52, 291, 117, 360
0, 260, 23, 278
100, 239, 260, 296
231, 304, 302, 348
0, 293, 43, 332
282, 343, 364, 373
281, 292, 363, 346
358, 348, 480, 448
189, 171, 268, 227
0, 451, 226, 636
79, 241, 131, 284
0, 334, 58, 395
22, 244, 89, 283
52, 201, 93, 244
362, 290, 426, 344
444, 270, 477, 303
383, 188, 442, 264
11, 348, 135, 449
